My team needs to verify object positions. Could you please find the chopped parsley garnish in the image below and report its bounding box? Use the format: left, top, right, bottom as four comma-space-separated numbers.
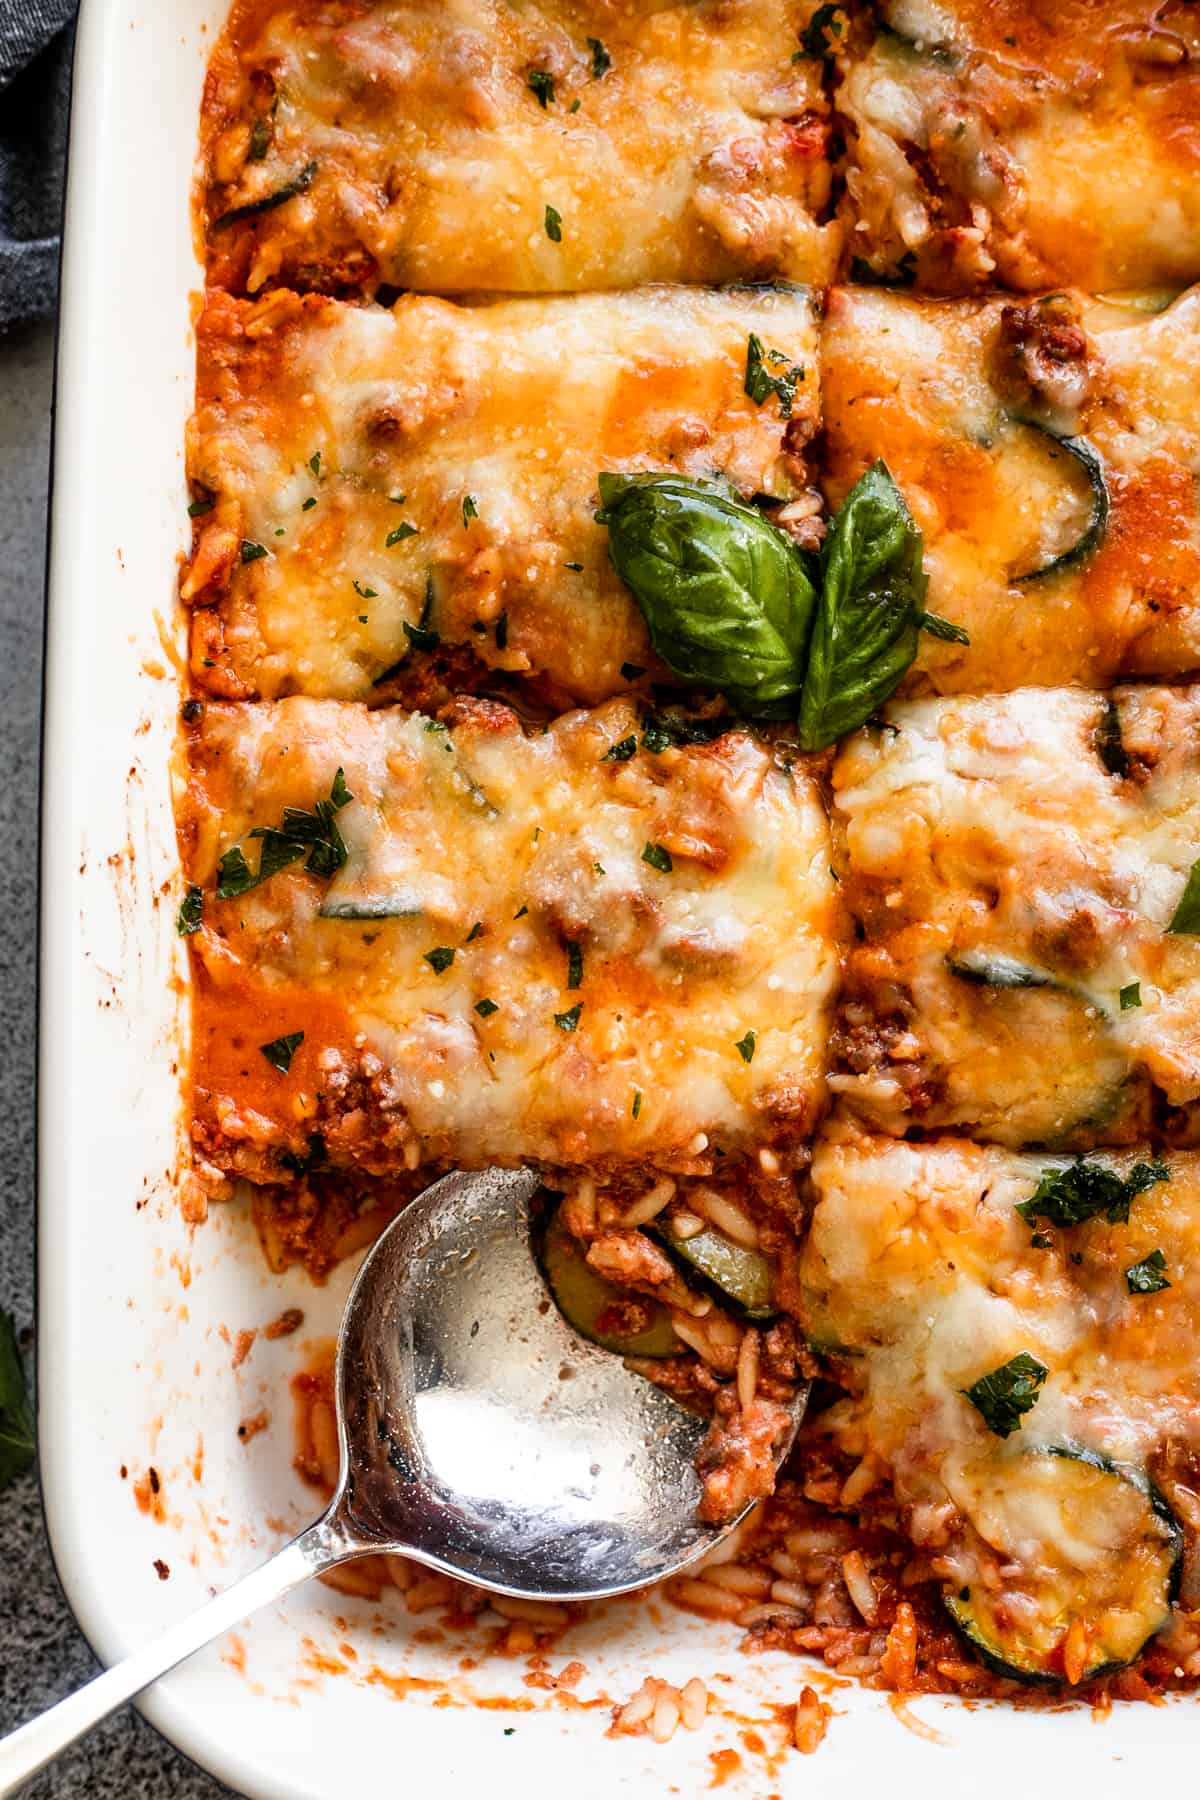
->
620, 662, 645, 681
1126, 1249, 1171, 1295
216, 768, 353, 897
734, 1029, 756, 1064
240, 540, 268, 563
1016, 1158, 1170, 1231
514, 904, 528, 919
565, 561, 584, 572
177, 885, 203, 936
302, 497, 317, 512
641, 714, 727, 753
1168, 859, 1200, 934
475, 997, 499, 1018
528, 68, 556, 107
544, 205, 563, 243
209, 160, 319, 234
554, 1003, 583, 1032
566, 942, 584, 988
309, 452, 323, 478
386, 522, 418, 548
424, 947, 455, 974
388, 493, 408, 507
743, 334, 804, 419
1096, 699, 1128, 777
631, 1090, 643, 1119
603, 735, 637, 762
642, 842, 673, 873
260, 1032, 304, 1074
187, 497, 214, 519
794, 3, 845, 60
588, 36, 611, 77
1120, 981, 1142, 1011
0, 1311, 34, 1491
962, 1352, 1047, 1438
462, 494, 479, 525
353, 580, 377, 600
496, 611, 509, 650
569, 97, 581, 112
919, 611, 970, 646
465, 921, 484, 942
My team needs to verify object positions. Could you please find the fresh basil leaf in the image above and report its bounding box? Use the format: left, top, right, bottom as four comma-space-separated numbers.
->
424, 947, 455, 974
588, 36, 611, 76
1168, 859, 1200, 933
642, 842, 673, 873
544, 205, 562, 242
1125, 1249, 1170, 1295
260, 1032, 304, 1073
1016, 1158, 1170, 1230
386, 522, 418, 548
598, 472, 816, 720
462, 494, 478, 525
962, 1352, 1047, 1438
1120, 981, 1142, 1011
0, 1312, 34, 1490
221, 770, 353, 895
603, 735, 637, 762
216, 846, 256, 899
797, 461, 926, 751
177, 885, 203, 936
795, 2, 845, 59
735, 1029, 756, 1064
475, 997, 499, 1018
241, 540, 268, 564
554, 1003, 583, 1032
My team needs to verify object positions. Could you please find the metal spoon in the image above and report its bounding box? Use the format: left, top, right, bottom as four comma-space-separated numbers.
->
0, 1167, 807, 1795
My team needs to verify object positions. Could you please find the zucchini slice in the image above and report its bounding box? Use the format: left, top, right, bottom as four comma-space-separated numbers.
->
945, 1446, 1181, 1685
539, 1208, 681, 1358
651, 1219, 775, 1321
1010, 419, 1109, 584
947, 950, 1055, 990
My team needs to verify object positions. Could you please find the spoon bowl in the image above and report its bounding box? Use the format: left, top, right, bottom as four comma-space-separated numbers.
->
0, 1165, 807, 1796
331, 1166, 806, 1598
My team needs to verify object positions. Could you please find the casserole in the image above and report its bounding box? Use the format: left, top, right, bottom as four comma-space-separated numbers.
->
39, 1, 1200, 1794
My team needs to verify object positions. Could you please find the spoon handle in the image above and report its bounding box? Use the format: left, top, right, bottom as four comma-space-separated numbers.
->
0, 1515, 347, 1797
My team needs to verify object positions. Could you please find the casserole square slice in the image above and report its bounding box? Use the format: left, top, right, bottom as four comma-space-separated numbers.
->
831, 685, 1200, 1147
180, 696, 839, 1208
820, 283, 1200, 694
837, 0, 1200, 293
201, 0, 840, 295
800, 1125, 1195, 1690
183, 283, 822, 705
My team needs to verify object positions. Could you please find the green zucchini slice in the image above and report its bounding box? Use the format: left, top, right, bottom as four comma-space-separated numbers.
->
944, 1446, 1181, 1685
539, 1208, 681, 1358
947, 951, 1055, 990
651, 1219, 775, 1321
1010, 419, 1109, 585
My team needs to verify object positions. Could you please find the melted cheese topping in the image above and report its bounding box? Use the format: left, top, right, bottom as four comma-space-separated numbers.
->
804, 1128, 1198, 1640
831, 685, 1200, 1145
184, 285, 821, 704
820, 285, 1200, 693
183, 697, 839, 1181
839, 1, 1200, 291
201, 0, 840, 295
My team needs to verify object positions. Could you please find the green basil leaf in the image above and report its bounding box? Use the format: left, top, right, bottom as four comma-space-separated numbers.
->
0, 1312, 34, 1491
1016, 1158, 1169, 1230
1125, 1249, 1170, 1296
597, 472, 816, 720
797, 460, 926, 751
260, 1032, 304, 1073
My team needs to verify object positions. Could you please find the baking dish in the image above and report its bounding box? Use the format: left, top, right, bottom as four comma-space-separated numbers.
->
36, 1, 1198, 1792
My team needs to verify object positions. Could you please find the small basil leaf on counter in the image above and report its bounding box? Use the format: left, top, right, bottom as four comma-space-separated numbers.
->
1125, 1249, 1171, 1296
597, 472, 816, 720
260, 1032, 304, 1073
797, 461, 926, 751
962, 1352, 1047, 1438
0, 1312, 34, 1491
1168, 859, 1200, 934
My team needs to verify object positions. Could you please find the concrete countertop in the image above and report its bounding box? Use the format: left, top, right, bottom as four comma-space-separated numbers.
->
0, 319, 233, 1799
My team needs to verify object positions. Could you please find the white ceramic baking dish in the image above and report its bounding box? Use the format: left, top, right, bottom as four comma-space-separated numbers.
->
37, 2, 1195, 1793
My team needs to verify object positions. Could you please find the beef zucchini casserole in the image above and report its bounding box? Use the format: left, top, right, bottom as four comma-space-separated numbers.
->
178, 0, 1200, 1706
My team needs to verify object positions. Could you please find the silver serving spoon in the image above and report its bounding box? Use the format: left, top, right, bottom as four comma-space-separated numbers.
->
0, 1167, 807, 1795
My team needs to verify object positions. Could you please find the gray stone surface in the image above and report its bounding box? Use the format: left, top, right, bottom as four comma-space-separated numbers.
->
0, 320, 234, 1797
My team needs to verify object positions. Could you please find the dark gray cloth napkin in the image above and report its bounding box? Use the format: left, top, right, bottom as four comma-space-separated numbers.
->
0, 0, 78, 328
